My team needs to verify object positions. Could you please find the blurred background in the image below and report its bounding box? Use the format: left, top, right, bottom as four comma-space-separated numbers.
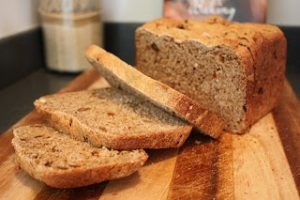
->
0, 0, 299, 131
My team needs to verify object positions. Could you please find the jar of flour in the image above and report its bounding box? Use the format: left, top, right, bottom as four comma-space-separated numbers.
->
39, 0, 102, 72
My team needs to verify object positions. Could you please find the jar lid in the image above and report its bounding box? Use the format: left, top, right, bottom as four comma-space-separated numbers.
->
39, 0, 100, 14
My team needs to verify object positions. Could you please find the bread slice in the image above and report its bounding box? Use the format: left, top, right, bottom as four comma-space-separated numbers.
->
12, 124, 148, 189
135, 17, 286, 133
34, 88, 192, 149
85, 45, 225, 138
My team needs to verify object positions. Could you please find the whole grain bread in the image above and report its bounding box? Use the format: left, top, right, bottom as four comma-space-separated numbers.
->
34, 88, 192, 149
135, 16, 286, 133
12, 124, 148, 189
85, 45, 225, 138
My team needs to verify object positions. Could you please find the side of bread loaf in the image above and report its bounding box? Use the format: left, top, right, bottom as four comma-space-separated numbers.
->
12, 125, 148, 189
135, 16, 286, 133
85, 45, 225, 138
35, 88, 192, 149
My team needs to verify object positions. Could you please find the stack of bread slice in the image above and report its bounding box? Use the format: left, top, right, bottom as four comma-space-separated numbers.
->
12, 16, 286, 189
12, 46, 224, 188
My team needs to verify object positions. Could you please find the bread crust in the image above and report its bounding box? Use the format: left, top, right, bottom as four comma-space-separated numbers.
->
135, 17, 286, 133
34, 92, 192, 149
85, 45, 225, 138
12, 125, 148, 189
14, 151, 147, 188
235, 25, 286, 132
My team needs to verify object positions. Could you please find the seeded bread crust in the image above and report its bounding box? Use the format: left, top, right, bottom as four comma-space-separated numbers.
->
135, 16, 286, 133
12, 125, 148, 189
85, 45, 225, 138
35, 88, 192, 149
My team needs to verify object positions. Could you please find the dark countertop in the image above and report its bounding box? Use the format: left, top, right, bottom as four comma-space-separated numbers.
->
0, 69, 76, 132
0, 68, 299, 133
287, 66, 300, 96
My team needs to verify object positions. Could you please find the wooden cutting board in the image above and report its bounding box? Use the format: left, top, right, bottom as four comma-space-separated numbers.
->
0, 68, 299, 200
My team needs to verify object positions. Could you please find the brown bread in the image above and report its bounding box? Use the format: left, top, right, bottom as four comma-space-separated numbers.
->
12, 125, 148, 189
35, 88, 192, 149
86, 45, 225, 138
135, 16, 286, 133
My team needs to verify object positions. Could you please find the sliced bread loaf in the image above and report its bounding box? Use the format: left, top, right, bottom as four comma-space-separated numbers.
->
135, 17, 286, 133
34, 88, 192, 149
85, 45, 225, 138
12, 124, 148, 189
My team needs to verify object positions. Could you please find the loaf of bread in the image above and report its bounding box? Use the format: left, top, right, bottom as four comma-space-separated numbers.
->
12, 125, 148, 188
135, 16, 286, 133
86, 45, 225, 138
34, 87, 192, 149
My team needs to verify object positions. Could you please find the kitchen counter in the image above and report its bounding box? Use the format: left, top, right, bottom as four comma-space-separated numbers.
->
0, 68, 76, 132
0, 67, 299, 133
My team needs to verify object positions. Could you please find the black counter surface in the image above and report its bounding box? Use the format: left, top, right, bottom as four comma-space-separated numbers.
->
0, 69, 76, 132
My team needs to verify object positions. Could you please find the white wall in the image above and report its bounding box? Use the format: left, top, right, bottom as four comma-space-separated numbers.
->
100, 0, 300, 26
0, 0, 39, 39
100, 0, 163, 23
0, 0, 299, 40
0, 0, 162, 39
267, 0, 300, 26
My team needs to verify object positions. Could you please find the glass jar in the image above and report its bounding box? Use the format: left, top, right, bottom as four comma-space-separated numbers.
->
39, 0, 102, 72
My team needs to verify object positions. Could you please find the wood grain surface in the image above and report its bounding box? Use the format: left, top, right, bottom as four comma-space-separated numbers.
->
273, 81, 300, 191
0, 68, 299, 200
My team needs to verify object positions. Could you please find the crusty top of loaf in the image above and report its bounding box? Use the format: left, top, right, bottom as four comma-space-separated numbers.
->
137, 16, 284, 49
136, 16, 287, 134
